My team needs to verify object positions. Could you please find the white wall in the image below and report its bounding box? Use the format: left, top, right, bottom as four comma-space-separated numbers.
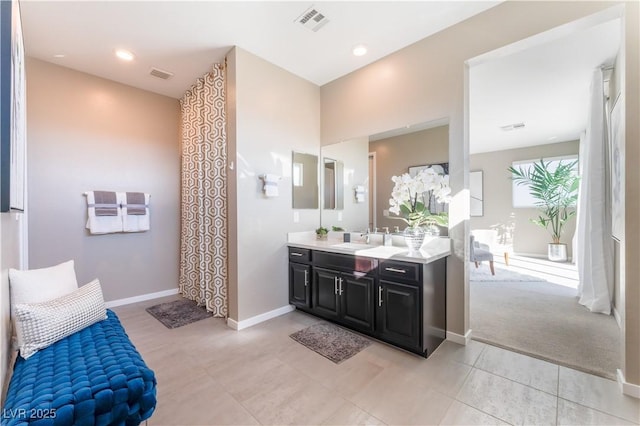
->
1, 212, 22, 403
226, 47, 321, 322
26, 58, 180, 302
320, 137, 369, 232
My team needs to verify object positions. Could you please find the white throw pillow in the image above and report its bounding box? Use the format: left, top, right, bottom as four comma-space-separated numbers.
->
9, 260, 79, 306
14, 279, 107, 359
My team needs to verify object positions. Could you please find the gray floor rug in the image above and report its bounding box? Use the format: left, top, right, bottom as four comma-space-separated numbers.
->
146, 298, 213, 329
290, 322, 372, 364
471, 280, 621, 380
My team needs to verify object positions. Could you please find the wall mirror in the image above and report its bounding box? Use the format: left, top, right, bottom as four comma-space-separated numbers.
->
319, 120, 449, 232
323, 158, 344, 210
292, 151, 319, 209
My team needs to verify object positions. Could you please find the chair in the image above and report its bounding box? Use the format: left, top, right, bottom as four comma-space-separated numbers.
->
471, 229, 511, 266
470, 234, 495, 275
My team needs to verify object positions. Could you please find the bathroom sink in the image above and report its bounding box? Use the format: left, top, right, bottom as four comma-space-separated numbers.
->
332, 242, 377, 250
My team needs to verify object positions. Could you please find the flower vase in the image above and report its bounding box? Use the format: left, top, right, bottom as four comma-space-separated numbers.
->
404, 226, 426, 253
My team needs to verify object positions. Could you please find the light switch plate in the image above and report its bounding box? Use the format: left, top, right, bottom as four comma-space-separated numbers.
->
337, 212, 343, 221
293, 211, 299, 223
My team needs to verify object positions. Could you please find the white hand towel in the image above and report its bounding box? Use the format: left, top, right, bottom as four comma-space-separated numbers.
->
263, 174, 279, 197
86, 191, 123, 234
121, 192, 150, 232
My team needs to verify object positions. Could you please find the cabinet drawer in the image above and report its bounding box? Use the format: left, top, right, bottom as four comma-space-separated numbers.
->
379, 260, 420, 283
314, 251, 377, 274
289, 247, 311, 263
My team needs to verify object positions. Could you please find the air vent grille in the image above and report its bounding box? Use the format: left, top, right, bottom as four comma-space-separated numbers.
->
500, 123, 525, 132
149, 67, 174, 80
295, 6, 329, 32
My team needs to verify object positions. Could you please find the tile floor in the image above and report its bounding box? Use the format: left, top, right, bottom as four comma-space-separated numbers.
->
113, 297, 639, 425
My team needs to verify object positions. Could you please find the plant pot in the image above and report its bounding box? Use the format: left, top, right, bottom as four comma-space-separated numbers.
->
316, 234, 328, 241
548, 243, 567, 262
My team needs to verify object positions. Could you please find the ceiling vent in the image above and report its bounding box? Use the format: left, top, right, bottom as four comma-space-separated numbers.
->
500, 123, 525, 132
149, 67, 174, 80
295, 5, 330, 32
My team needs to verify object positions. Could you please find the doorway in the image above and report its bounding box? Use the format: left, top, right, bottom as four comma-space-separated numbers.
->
466, 12, 622, 379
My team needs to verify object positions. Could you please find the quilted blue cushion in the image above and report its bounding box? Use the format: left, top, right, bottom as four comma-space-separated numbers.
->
2, 310, 156, 426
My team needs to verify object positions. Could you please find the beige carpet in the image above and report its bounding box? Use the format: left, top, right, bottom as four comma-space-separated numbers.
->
471, 279, 621, 380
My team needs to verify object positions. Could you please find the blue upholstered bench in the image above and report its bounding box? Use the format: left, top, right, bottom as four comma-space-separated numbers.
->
2, 310, 156, 426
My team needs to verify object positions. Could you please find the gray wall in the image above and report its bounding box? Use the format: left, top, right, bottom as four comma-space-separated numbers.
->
26, 58, 180, 302
226, 47, 321, 322
320, 1, 639, 385
369, 125, 449, 231
470, 140, 579, 258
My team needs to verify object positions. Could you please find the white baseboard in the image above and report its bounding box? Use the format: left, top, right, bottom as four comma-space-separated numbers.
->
613, 306, 622, 329
446, 329, 472, 345
105, 288, 179, 308
227, 305, 295, 331
617, 369, 640, 399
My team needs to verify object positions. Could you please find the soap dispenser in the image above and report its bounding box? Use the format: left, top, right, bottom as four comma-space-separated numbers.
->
382, 227, 392, 246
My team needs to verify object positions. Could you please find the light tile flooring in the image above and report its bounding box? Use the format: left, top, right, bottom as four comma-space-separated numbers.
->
113, 297, 639, 426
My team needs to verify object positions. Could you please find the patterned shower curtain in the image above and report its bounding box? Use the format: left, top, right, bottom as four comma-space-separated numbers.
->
179, 64, 228, 317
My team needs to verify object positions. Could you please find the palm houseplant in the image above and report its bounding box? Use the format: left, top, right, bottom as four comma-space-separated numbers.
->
508, 159, 579, 262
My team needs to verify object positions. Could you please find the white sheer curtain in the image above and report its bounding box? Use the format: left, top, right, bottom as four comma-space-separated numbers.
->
576, 68, 613, 314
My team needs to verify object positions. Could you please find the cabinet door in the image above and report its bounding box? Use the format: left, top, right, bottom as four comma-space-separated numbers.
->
340, 273, 374, 332
313, 268, 340, 320
289, 262, 311, 309
377, 280, 421, 351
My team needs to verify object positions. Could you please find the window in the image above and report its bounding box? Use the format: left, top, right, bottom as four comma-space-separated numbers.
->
511, 155, 578, 208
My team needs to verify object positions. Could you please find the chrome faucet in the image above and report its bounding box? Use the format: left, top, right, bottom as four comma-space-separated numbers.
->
363, 228, 371, 244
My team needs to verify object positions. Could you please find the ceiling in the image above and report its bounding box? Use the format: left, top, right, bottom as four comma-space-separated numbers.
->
20, 1, 500, 99
21, 1, 622, 155
469, 17, 621, 154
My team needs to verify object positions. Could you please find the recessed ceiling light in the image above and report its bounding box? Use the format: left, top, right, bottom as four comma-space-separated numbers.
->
53, 54, 65, 58
115, 49, 135, 61
352, 44, 367, 57
548, 136, 558, 141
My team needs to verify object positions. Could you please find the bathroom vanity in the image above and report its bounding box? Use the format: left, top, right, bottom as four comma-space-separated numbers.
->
288, 234, 450, 357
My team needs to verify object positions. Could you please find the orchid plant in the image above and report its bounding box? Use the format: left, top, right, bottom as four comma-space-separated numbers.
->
389, 167, 451, 229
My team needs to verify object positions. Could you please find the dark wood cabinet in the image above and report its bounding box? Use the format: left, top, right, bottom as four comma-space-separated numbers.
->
288, 246, 446, 357
376, 279, 421, 352
340, 273, 374, 332
289, 247, 312, 310
289, 262, 311, 309
312, 268, 374, 332
312, 268, 340, 320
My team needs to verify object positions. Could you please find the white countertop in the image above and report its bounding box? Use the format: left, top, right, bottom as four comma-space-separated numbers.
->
287, 231, 451, 265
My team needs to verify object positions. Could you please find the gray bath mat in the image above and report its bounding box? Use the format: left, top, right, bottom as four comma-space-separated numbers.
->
146, 299, 213, 329
290, 322, 372, 363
